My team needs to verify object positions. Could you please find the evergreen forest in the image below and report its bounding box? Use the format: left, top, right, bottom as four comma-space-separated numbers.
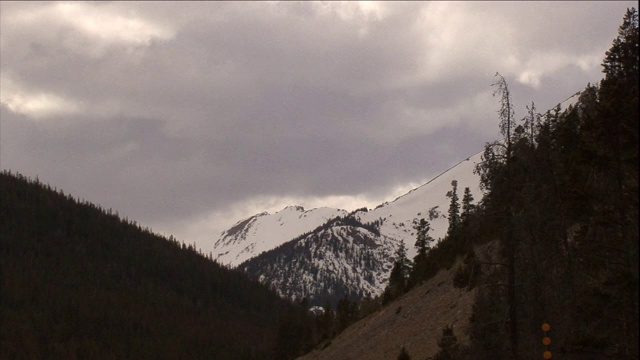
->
467, 9, 638, 359
384, 8, 639, 360
0, 170, 306, 359
1, 7, 637, 360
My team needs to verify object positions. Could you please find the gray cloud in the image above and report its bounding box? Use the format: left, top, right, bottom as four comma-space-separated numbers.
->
1, 1, 635, 251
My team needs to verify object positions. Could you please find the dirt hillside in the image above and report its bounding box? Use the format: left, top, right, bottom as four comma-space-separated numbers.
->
299, 240, 499, 360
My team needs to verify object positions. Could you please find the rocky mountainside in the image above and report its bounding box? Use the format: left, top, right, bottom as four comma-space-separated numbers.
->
240, 216, 396, 306
213, 153, 483, 305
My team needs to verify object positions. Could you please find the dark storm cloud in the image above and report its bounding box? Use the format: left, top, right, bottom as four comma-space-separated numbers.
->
1, 1, 636, 251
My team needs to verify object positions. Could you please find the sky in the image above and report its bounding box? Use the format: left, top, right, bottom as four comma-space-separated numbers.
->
1, 1, 635, 254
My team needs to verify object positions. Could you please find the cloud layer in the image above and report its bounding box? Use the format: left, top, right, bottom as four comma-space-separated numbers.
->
1, 1, 634, 252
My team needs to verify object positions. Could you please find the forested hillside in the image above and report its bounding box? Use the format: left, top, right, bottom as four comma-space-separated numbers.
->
0, 171, 299, 359
467, 8, 638, 360
1, 7, 636, 360
458, 9, 638, 359
302, 8, 638, 360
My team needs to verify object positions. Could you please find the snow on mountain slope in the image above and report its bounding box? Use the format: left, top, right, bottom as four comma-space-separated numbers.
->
214, 205, 348, 266
212, 94, 581, 303
213, 152, 484, 304
214, 152, 483, 268
355, 152, 484, 259
241, 222, 396, 306
235, 153, 484, 304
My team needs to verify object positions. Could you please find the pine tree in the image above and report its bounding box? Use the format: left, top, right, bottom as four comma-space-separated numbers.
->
457, 251, 482, 291
602, 8, 639, 80
396, 239, 410, 277
446, 180, 460, 237
410, 218, 434, 285
461, 187, 474, 224
413, 218, 433, 263
397, 346, 411, 360
473, 72, 519, 359
523, 101, 540, 146
430, 325, 462, 360
494, 72, 516, 158
386, 240, 411, 301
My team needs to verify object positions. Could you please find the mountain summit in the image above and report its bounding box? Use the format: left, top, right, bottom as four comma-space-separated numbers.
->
214, 206, 348, 266
212, 152, 483, 305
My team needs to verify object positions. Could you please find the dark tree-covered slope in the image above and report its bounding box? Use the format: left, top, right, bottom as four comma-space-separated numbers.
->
468, 8, 638, 359
300, 8, 639, 360
0, 171, 294, 359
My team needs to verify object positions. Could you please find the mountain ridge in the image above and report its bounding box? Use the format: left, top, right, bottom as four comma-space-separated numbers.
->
212, 88, 585, 306
214, 206, 349, 266
213, 152, 484, 305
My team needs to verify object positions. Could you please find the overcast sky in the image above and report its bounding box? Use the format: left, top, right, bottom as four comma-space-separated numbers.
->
1, 1, 635, 254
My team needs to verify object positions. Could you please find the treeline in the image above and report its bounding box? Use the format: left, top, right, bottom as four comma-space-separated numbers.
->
467, 8, 638, 360
0, 171, 301, 359
382, 8, 638, 360
299, 8, 638, 360
273, 294, 381, 359
383, 177, 484, 305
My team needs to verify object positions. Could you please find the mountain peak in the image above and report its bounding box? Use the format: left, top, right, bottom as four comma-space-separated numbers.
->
281, 205, 305, 212
213, 205, 348, 266
212, 152, 483, 302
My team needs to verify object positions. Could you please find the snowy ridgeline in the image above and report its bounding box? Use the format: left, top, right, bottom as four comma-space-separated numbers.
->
212, 152, 483, 303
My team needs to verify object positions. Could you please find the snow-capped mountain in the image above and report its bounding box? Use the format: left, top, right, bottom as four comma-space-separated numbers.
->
240, 216, 396, 306
354, 153, 483, 260
212, 152, 484, 304
214, 206, 348, 266
215, 152, 483, 264
230, 153, 483, 305
212, 92, 585, 305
